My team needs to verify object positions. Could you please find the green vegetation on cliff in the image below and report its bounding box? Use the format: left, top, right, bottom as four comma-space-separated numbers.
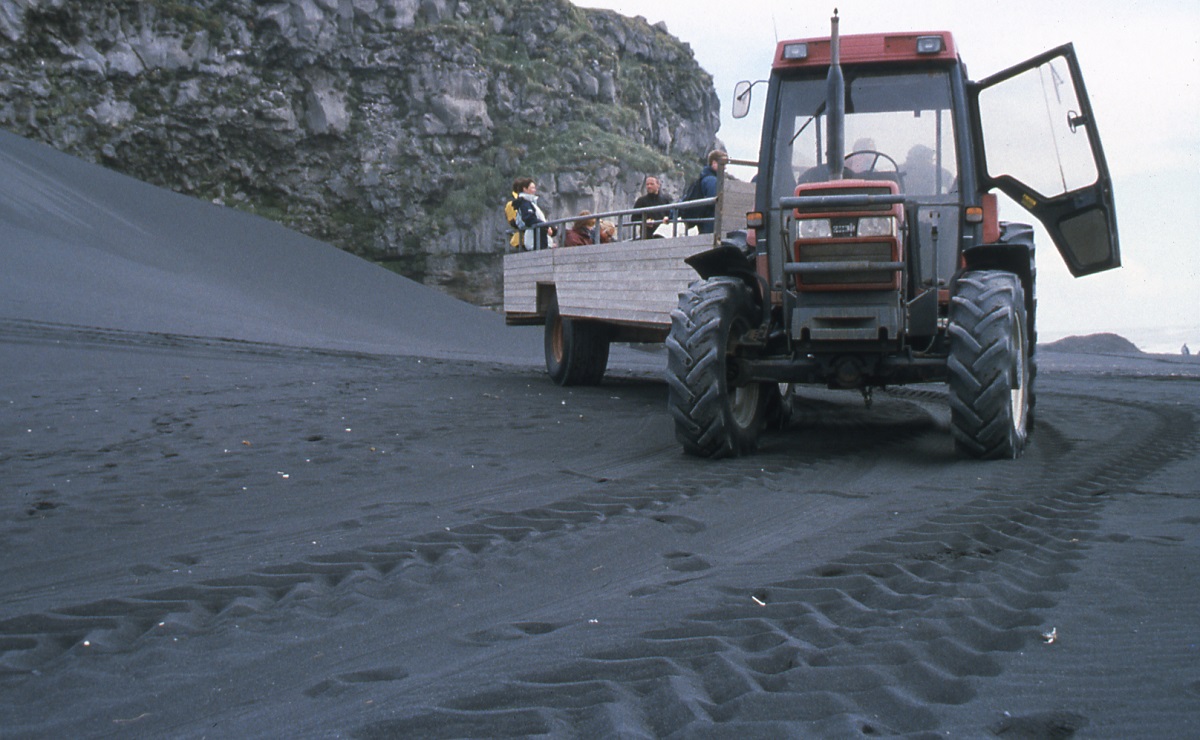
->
0, 0, 721, 305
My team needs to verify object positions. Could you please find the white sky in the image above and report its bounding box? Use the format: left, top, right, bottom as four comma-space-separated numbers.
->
575, 0, 1200, 352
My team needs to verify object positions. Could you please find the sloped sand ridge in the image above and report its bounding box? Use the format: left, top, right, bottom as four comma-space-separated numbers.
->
2, 132, 1199, 736
0, 130, 539, 360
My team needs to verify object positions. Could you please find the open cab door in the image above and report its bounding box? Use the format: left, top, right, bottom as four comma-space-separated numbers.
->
970, 44, 1119, 276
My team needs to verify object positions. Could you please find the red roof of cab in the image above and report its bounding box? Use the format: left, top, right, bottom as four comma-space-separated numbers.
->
774, 32, 957, 69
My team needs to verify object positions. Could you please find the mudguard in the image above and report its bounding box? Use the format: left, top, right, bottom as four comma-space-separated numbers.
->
962, 222, 1035, 286
684, 231, 770, 330
684, 231, 756, 282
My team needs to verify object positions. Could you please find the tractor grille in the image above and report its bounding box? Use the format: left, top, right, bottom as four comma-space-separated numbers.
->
794, 241, 897, 287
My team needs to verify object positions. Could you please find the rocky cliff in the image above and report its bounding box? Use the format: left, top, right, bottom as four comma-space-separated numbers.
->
0, 0, 721, 306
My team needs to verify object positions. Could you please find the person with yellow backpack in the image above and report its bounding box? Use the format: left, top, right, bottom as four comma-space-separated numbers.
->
507, 177, 556, 250
505, 187, 521, 249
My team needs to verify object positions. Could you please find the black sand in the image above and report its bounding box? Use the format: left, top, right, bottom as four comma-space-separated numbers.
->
2, 131, 1198, 737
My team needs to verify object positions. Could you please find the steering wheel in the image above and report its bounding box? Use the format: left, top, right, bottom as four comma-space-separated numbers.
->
844, 149, 899, 174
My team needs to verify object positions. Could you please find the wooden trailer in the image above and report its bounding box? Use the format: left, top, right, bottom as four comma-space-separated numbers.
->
504, 179, 755, 337
502, 177, 755, 385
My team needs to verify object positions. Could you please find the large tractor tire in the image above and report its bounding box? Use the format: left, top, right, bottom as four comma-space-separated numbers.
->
666, 277, 767, 458
947, 270, 1031, 459
544, 298, 609, 386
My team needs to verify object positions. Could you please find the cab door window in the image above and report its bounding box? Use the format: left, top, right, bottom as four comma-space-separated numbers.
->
971, 45, 1119, 276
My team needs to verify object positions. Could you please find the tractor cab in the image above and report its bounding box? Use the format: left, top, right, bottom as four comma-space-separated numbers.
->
739, 28, 1119, 309
760, 51, 969, 345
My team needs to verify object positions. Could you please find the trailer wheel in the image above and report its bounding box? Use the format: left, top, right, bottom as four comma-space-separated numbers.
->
666, 277, 766, 458
544, 299, 609, 386
947, 270, 1031, 459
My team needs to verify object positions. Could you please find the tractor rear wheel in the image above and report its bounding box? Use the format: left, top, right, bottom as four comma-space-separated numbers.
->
947, 270, 1031, 459
666, 277, 766, 458
544, 299, 609, 386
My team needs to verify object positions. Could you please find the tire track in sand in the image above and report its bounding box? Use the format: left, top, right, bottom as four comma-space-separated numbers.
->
353, 394, 1196, 737
0, 393, 929, 676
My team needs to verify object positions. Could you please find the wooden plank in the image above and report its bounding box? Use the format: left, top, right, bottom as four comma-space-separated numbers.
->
552, 270, 696, 286
558, 288, 689, 308
549, 271, 693, 286
715, 179, 756, 235
557, 305, 682, 324
557, 273, 697, 324
554, 284, 692, 301
503, 250, 556, 313
506, 237, 709, 296
503, 193, 751, 327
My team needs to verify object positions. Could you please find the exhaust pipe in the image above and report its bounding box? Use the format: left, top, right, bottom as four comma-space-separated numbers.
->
826, 9, 845, 180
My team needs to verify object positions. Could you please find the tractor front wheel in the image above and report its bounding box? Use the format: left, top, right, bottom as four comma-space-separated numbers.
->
947, 270, 1031, 459
666, 277, 766, 458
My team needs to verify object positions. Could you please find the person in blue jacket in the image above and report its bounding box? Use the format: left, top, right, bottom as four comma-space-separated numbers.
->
695, 150, 727, 234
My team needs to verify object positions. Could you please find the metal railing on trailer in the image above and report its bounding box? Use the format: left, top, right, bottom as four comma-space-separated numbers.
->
514, 196, 717, 251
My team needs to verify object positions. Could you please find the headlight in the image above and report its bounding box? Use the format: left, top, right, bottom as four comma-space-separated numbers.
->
916, 35, 944, 54
797, 218, 832, 238
857, 217, 896, 237
782, 43, 808, 60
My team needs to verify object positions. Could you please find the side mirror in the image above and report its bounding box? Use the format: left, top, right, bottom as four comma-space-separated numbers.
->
732, 80, 753, 119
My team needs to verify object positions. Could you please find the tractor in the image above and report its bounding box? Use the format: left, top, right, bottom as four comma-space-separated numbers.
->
666, 13, 1119, 458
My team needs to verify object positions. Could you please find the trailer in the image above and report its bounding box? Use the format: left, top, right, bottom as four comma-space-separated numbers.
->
503, 177, 756, 385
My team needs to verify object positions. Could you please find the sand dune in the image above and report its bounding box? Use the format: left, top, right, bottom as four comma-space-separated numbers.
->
0, 130, 540, 361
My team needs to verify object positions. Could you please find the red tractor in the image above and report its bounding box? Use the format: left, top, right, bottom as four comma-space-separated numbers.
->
667, 14, 1119, 458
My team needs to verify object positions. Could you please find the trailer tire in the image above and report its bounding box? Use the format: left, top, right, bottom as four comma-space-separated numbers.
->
947, 270, 1031, 459
544, 299, 609, 386
666, 277, 766, 458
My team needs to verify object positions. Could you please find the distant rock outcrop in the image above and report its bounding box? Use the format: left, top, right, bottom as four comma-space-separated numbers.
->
0, 0, 721, 306
1043, 333, 1142, 355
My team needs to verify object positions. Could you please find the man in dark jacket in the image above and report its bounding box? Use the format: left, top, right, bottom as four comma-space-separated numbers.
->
632, 176, 671, 239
